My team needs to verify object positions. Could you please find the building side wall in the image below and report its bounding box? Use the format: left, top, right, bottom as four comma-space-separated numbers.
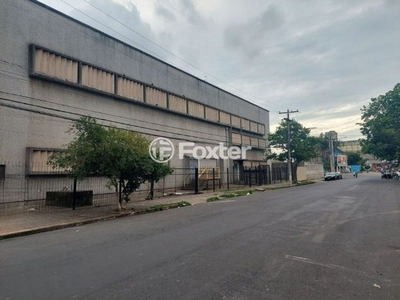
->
0, 0, 269, 208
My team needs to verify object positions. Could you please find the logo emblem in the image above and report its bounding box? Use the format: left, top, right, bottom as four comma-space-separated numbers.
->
149, 137, 174, 163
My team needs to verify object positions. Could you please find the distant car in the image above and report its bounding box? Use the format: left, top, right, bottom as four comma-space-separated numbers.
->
381, 171, 392, 179
335, 172, 343, 179
324, 172, 337, 181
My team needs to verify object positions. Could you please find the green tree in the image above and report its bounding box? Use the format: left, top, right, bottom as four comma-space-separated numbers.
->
145, 156, 173, 200
345, 152, 369, 171
360, 83, 400, 164
346, 152, 362, 165
49, 117, 173, 210
267, 120, 321, 182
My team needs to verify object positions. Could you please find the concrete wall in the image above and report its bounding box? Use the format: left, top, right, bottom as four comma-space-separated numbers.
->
297, 163, 324, 182
304, 162, 324, 180
297, 167, 307, 182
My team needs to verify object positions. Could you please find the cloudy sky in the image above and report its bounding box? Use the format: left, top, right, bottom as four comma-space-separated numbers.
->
39, 0, 400, 141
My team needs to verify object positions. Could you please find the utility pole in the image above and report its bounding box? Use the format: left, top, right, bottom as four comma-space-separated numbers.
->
326, 131, 338, 172
279, 109, 299, 185
329, 136, 334, 172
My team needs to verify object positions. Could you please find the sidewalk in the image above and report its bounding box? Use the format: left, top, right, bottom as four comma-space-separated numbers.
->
0, 182, 293, 240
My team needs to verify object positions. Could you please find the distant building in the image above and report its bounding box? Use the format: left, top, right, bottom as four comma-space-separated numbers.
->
338, 141, 385, 172
338, 140, 362, 153
363, 154, 385, 172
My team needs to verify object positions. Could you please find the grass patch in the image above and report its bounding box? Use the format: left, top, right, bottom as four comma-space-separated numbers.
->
220, 189, 253, 198
136, 201, 191, 214
220, 193, 237, 198
207, 196, 220, 202
207, 189, 254, 202
235, 189, 253, 196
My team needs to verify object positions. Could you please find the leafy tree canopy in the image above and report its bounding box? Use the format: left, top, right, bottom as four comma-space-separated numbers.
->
49, 117, 173, 210
346, 152, 362, 165
360, 83, 400, 163
267, 120, 321, 181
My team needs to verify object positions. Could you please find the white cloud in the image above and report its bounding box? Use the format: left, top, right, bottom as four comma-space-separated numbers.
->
111, 0, 134, 11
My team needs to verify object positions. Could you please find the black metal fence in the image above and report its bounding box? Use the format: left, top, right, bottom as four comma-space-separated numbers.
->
181, 165, 281, 192
0, 163, 196, 214
271, 162, 290, 183
0, 161, 116, 214
0, 162, 287, 215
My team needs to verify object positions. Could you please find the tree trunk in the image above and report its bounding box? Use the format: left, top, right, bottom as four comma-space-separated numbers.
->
116, 196, 122, 211
113, 183, 121, 211
117, 177, 123, 211
146, 180, 155, 200
292, 162, 298, 183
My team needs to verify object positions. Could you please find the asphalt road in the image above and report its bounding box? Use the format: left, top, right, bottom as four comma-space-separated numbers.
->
1, 173, 399, 300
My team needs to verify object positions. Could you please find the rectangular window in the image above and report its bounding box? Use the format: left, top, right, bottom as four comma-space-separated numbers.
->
26, 148, 67, 175
205, 107, 219, 122
258, 124, 266, 135
33, 48, 78, 83
251, 137, 259, 147
219, 112, 230, 125
242, 135, 251, 146
188, 101, 205, 118
232, 133, 241, 145
250, 121, 258, 132
117, 77, 144, 101
258, 139, 266, 149
169, 95, 187, 113
241, 119, 250, 130
81, 64, 115, 94
231, 115, 241, 128
145, 87, 167, 108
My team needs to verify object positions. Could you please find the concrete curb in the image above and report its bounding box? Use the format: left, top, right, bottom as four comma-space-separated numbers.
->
0, 211, 135, 241
0, 200, 198, 240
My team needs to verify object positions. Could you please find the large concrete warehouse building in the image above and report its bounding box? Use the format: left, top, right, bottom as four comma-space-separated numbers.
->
0, 0, 269, 209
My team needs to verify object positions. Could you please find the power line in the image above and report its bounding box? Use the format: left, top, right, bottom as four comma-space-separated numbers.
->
28, 0, 282, 110
0, 70, 228, 140
0, 56, 265, 137
76, 0, 284, 110
10, 2, 229, 109
0, 96, 226, 145
0, 100, 228, 146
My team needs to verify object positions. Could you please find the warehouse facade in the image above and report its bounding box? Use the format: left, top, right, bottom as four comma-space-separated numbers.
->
0, 0, 269, 209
